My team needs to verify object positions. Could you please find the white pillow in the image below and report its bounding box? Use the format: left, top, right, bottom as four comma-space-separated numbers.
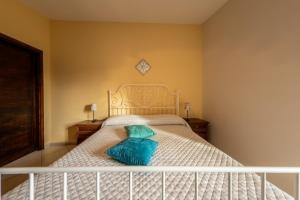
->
102, 115, 187, 127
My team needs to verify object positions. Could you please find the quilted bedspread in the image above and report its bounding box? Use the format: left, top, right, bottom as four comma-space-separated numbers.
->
2, 125, 293, 200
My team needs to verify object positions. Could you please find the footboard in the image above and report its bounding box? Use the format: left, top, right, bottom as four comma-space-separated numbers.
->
1, 166, 300, 200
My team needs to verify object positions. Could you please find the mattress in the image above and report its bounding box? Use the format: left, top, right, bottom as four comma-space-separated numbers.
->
2, 124, 293, 200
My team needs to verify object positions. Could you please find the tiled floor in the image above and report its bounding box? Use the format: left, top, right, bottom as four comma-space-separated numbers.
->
1, 144, 76, 195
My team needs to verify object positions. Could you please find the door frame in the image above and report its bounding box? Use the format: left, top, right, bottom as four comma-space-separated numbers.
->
0, 33, 44, 162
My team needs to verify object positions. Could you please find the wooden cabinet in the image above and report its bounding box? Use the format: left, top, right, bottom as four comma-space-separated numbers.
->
184, 118, 210, 141
0, 33, 44, 166
75, 120, 105, 144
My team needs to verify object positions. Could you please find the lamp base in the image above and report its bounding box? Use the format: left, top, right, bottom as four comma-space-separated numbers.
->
91, 111, 96, 123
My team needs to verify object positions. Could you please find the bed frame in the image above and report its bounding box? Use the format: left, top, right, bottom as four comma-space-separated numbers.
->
1, 84, 300, 200
108, 84, 179, 117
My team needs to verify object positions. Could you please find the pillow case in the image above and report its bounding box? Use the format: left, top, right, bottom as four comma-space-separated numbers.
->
125, 125, 155, 138
106, 138, 158, 166
102, 114, 187, 127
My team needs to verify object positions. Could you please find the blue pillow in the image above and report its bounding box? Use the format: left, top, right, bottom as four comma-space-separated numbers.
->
106, 138, 158, 166
125, 125, 156, 138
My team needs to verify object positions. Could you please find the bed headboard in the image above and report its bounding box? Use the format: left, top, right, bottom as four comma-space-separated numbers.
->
108, 84, 179, 117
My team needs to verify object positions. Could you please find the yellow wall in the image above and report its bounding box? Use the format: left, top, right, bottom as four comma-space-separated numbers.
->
51, 21, 203, 143
0, 0, 52, 144
0, 0, 203, 144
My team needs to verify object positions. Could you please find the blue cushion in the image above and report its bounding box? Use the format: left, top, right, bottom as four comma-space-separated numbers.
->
125, 125, 156, 138
106, 138, 158, 166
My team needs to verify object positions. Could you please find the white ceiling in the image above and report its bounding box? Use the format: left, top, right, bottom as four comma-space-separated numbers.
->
20, 0, 228, 24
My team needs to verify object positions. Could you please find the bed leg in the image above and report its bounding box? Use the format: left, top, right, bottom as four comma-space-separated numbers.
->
228, 172, 232, 200
63, 172, 68, 200
129, 172, 133, 200
162, 172, 166, 200
29, 173, 34, 200
96, 172, 100, 200
195, 172, 198, 200
297, 173, 300, 200
261, 173, 266, 200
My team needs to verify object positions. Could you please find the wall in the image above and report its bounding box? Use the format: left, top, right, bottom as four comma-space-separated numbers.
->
0, 0, 52, 144
51, 21, 203, 143
203, 0, 300, 195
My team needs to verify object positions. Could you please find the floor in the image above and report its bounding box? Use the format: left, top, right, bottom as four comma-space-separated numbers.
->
1, 144, 76, 195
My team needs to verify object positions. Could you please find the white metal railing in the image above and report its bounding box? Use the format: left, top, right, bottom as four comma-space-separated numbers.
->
1, 166, 300, 200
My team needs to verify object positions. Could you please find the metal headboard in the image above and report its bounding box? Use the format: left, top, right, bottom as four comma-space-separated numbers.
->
108, 84, 179, 117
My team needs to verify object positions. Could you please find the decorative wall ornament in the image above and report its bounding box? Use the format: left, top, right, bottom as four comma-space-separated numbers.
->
136, 59, 151, 75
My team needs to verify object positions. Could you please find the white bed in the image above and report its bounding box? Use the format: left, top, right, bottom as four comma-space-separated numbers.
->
3, 114, 293, 199
1, 84, 295, 200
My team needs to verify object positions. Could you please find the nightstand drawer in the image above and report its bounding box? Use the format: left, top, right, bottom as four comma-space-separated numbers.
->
197, 133, 207, 140
190, 127, 207, 133
77, 130, 95, 135
184, 118, 209, 141
77, 134, 93, 144
77, 130, 96, 144
191, 125, 207, 132
77, 125, 100, 131
75, 119, 105, 145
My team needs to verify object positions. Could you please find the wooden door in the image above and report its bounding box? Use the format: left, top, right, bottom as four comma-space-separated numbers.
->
0, 33, 43, 166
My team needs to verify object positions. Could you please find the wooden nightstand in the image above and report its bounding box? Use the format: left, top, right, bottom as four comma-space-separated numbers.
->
184, 118, 210, 141
75, 119, 105, 144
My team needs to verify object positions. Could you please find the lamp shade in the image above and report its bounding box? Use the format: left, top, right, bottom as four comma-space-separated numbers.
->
91, 103, 97, 111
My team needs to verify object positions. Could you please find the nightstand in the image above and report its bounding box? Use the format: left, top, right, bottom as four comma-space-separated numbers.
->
184, 118, 210, 141
75, 119, 105, 144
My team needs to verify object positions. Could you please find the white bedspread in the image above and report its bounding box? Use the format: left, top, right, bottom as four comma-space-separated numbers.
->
3, 124, 293, 200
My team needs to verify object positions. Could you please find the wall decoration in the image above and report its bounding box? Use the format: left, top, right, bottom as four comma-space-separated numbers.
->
136, 59, 151, 75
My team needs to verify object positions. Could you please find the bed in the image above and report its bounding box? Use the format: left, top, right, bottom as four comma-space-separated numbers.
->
1, 84, 295, 200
